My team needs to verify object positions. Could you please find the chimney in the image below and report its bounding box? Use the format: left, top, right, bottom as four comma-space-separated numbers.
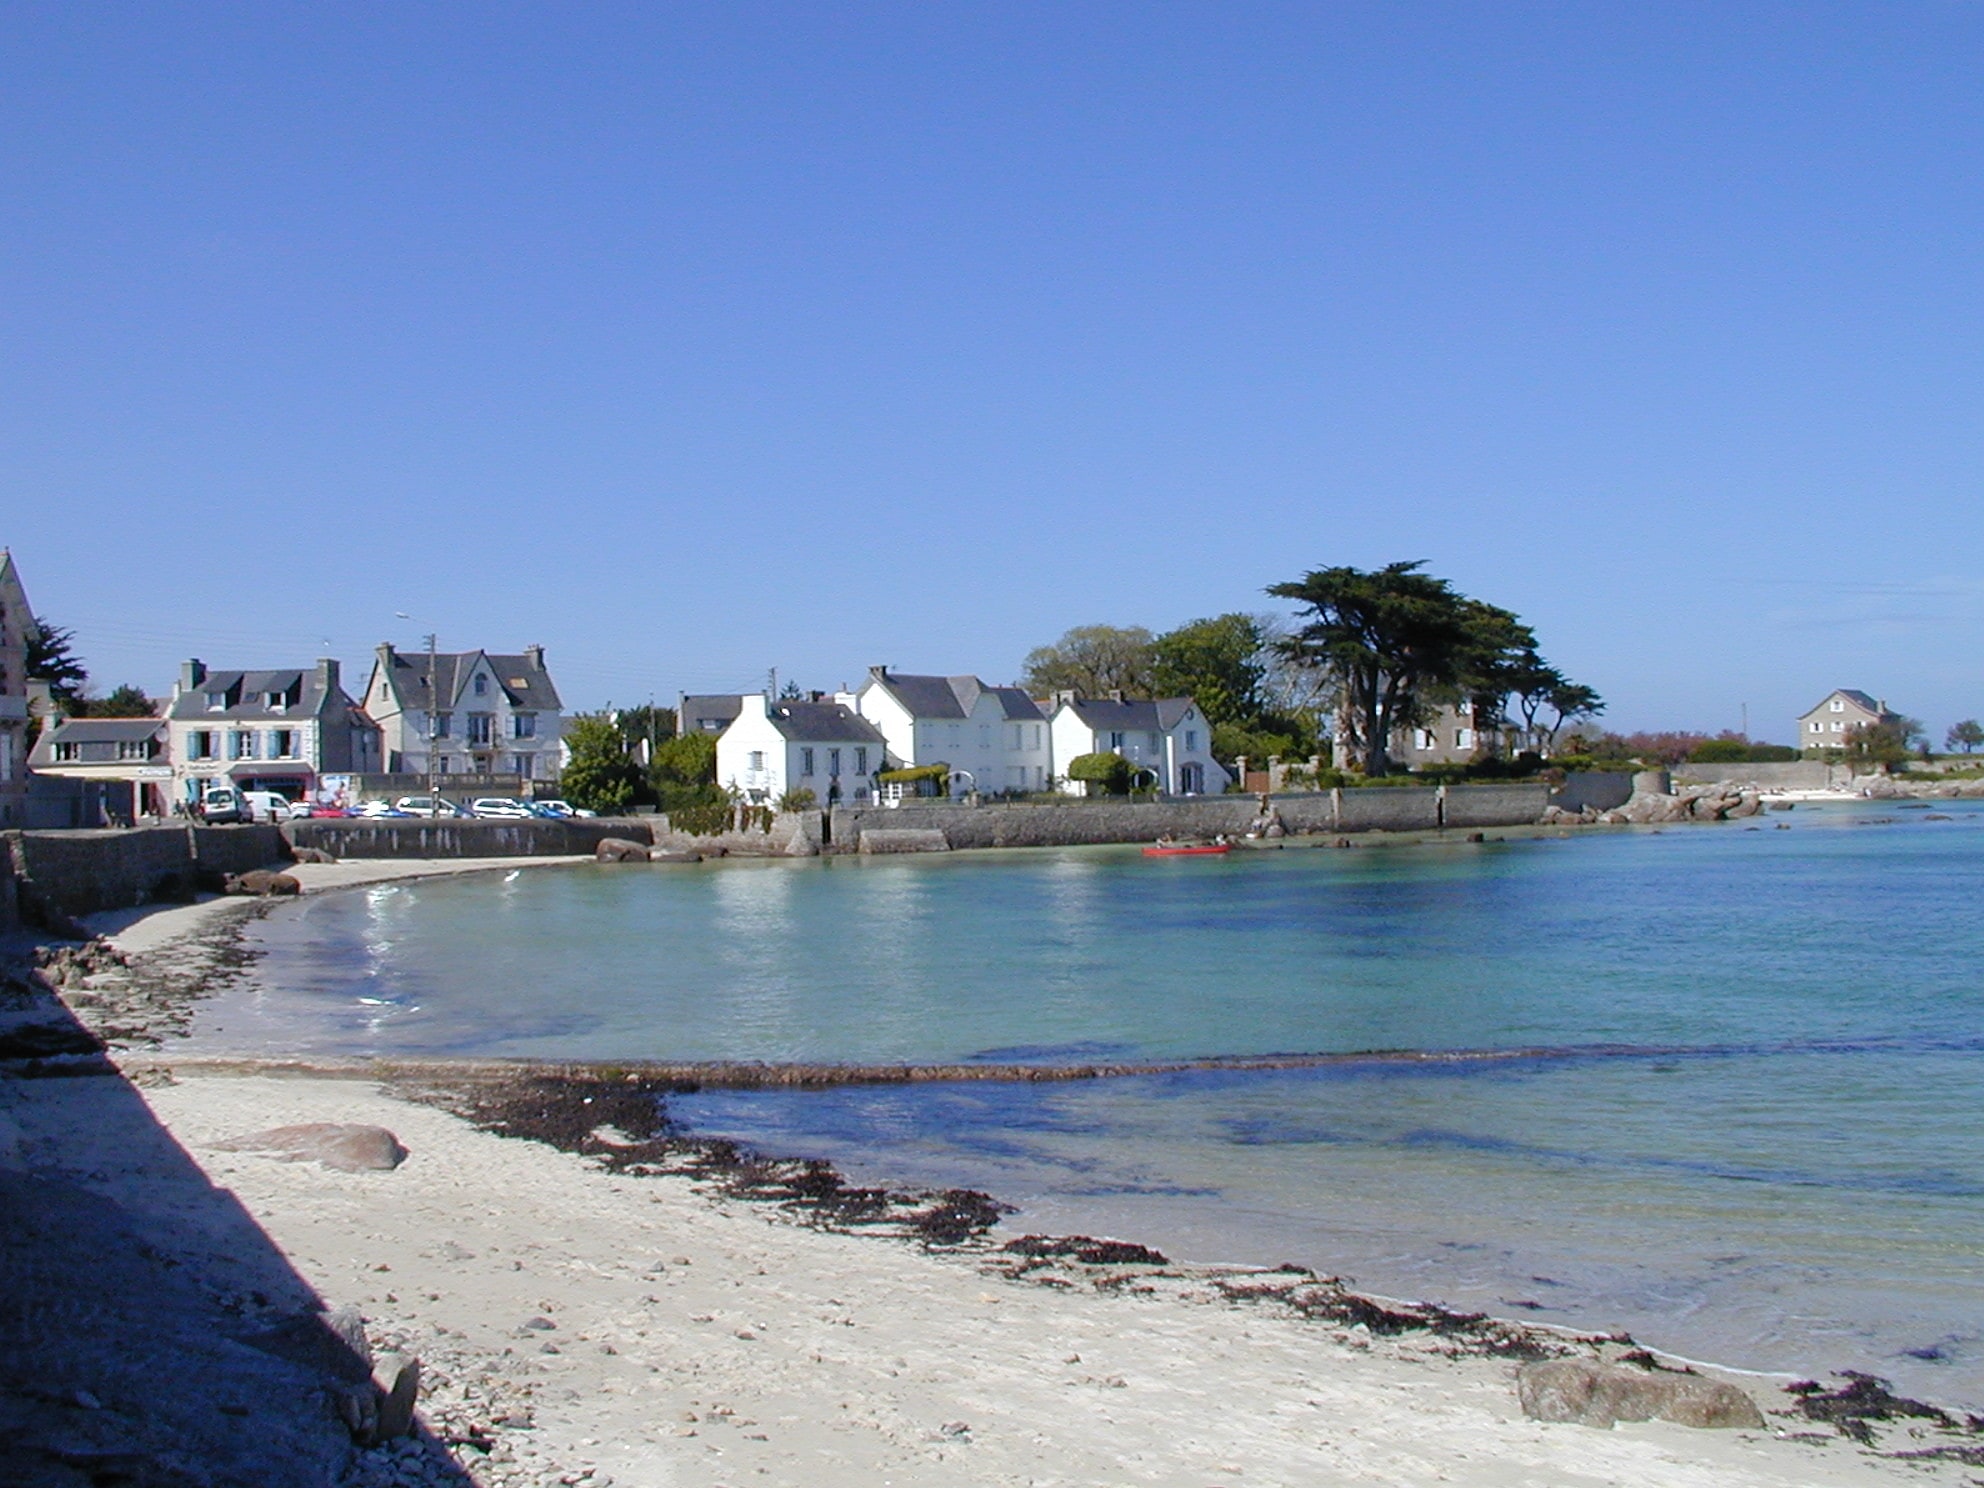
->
1108, 689, 1124, 703
180, 659, 206, 692
316, 657, 340, 694
1054, 689, 1076, 708
524, 643, 545, 672
869, 664, 888, 682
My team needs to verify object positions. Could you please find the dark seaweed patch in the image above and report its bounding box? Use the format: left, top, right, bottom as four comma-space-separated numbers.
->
1784, 1372, 1962, 1445
1002, 1234, 1170, 1266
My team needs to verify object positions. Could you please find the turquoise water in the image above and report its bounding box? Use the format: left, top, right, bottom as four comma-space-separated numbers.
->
196, 803, 1984, 1404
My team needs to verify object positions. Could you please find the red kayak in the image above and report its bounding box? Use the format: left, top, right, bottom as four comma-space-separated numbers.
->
1142, 843, 1231, 857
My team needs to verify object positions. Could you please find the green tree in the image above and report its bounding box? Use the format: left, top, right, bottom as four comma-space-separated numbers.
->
1945, 720, 1983, 755
1020, 625, 1157, 697
77, 684, 155, 718
648, 730, 724, 814
1267, 562, 1478, 776
25, 617, 87, 706
1149, 614, 1269, 728
1540, 681, 1605, 751
1066, 751, 1134, 795
560, 714, 642, 813
1448, 601, 1540, 760
1844, 717, 1920, 774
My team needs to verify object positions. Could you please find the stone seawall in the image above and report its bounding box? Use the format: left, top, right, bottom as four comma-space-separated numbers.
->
2, 824, 291, 922
829, 783, 1553, 853
285, 817, 657, 860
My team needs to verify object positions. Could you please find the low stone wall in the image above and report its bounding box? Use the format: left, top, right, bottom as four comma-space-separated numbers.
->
828, 784, 1553, 853
1546, 772, 1635, 814
1, 824, 294, 920
1670, 760, 1840, 791
285, 818, 656, 859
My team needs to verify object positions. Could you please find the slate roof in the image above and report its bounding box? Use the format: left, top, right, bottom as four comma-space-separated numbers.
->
378, 649, 562, 712
1057, 696, 1199, 733
1800, 689, 1889, 718
168, 668, 329, 721
681, 694, 746, 732
869, 671, 1045, 722
765, 701, 888, 745
28, 716, 165, 767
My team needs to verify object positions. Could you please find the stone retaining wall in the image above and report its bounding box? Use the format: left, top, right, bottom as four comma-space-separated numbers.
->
1, 823, 292, 921
285, 818, 657, 859
1669, 760, 1841, 791
829, 783, 1552, 853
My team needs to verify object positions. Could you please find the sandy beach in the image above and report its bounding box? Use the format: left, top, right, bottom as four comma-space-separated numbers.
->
5, 859, 1980, 1487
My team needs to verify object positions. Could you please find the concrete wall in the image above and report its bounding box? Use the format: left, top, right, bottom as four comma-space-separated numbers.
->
190, 825, 292, 877
4, 826, 211, 919
1669, 760, 1840, 791
285, 817, 657, 859
1548, 771, 1635, 814
829, 784, 1552, 852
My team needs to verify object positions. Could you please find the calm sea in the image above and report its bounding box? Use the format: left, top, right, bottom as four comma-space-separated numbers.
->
193, 802, 1984, 1405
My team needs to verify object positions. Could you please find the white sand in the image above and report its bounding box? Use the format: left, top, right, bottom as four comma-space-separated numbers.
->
19, 1067, 1941, 1488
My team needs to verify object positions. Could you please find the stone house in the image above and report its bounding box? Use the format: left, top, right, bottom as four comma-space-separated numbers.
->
1797, 690, 1895, 754
1045, 693, 1231, 796
0, 549, 37, 826
27, 715, 172, 824
848, 667, 1052, 797
717, 694, 889, 806
166, 658, 381, 808
362, 644, 566, 785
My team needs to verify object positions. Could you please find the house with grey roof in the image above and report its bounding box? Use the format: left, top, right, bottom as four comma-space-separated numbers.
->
1046, 692, 1231, 796
0, 549, 38, 826
717, 694, 889, 806
28, 714, 171, 824
1797, 689, 1896, 754
166, 658, 381, 808
679, 693, 746, 735
363, 643, 566, 785
849, 666, 1052, 796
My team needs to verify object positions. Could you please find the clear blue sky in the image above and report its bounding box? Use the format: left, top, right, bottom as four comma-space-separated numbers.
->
4, 3, 1981, 741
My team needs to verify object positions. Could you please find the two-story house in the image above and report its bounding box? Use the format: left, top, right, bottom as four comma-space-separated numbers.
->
1045, 693, 1232, 796
27, 715, 171, 824
363, 644, 566, 786
849, 667, 1052, 797
716, 694, 890, 806
166, 658, 381, 807
0, 549, 37, 826
679, 694, 746, 735
1798, 689, 1896, 754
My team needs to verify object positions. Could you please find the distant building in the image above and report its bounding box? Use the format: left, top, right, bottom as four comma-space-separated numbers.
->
1797, 689, 1895, 753
28, 715, 171, 824
717, 694, 889, 806
1045, 693, 1231, 796
166, 658, 381, 807
362, 644, 565, 784
0, 549, 36, 826
850, 667, 1051, 796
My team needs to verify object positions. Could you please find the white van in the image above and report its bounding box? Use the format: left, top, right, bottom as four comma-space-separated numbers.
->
200, 786, 248, 824
241, 790, 302, 823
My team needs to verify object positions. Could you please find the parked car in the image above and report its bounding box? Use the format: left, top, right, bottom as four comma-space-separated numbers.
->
241, 790, 308, 823
469, 797, 534, 819
199, 786, 248, 824
393, 795, 469, 818
300, 801, 350, 818
351, 799, 408, 818
531, 799, 596, 818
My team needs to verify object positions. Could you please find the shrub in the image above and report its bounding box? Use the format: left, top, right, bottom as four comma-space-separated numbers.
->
877, 762, 951, 795
1066, 752, 1133, 794
775, 787, 817, 813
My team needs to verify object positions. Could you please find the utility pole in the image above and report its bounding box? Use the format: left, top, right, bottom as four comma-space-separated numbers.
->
425, 632, 439, 809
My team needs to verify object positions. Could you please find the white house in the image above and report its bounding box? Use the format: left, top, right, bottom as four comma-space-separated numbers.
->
363, 643, 566, 785
717, 694, 889, 806
849, 667, 1052, 796
1046, 693, 1231, 796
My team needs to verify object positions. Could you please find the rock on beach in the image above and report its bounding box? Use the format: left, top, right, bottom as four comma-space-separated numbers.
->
214, 1123, 409, 1172
1517, 1358, 1765, 1430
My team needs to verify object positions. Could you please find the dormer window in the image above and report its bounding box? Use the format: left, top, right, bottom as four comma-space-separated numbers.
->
267, 691, 287, 712
473, 674, 488, 697
205, 691, 226, 711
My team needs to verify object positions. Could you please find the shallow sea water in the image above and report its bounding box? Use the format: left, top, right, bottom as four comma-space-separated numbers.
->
195, 801, 1984, 1405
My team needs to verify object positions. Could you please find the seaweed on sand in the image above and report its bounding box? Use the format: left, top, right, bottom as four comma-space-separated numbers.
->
404, 1071, 1011, 1246
1783, 1372, 1974, 1447
1002, 1234, 1171, 1266
1205, 1272, 1559, 1360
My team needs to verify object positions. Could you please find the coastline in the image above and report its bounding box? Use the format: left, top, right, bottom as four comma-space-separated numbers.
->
7, 851, 1982, 1483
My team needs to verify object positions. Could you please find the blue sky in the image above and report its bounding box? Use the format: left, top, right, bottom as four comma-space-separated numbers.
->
4, 3, 1981, 740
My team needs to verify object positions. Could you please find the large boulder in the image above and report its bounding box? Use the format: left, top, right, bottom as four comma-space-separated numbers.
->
224, 870, 301, 896
1517, 1358, 1764, 1430
214, 1123, 408, 1172
595, 837, 651, 863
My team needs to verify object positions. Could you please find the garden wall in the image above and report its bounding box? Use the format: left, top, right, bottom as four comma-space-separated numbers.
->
1, 823, 291, 921
285, 817, 656, 859
1669, 760, 1840, 791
